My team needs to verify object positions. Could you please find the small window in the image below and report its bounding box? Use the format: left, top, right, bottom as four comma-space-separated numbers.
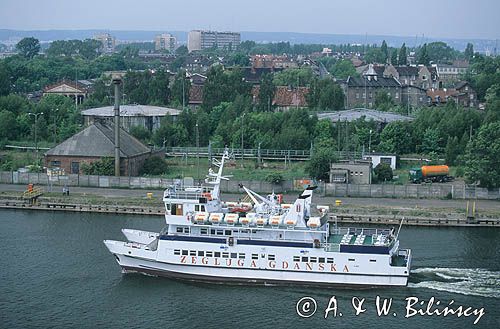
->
182, 250, 188, 256
309, 257, 317, 263
224, 230, 232, 236
231, 253, 237, 259
214, 252, 221, 258
370, 259, 377, 262
222, 252, 229, 258
326, 258, 334, 263
195, 205, 200, 211
348, 258, 355, 262
200, 228, 208, 235
252, 254, 258, 260
206, 251, 213, 257
318, 257, 325, 263
201, 205, 205, 212
176, 227, 183, 233
184, 227, 190, 234
301, 256, 308, 262
268, 255, 275, 261
210, 229, 216, 235
174, 249, 180, 255
238, 253, 245, 259
293, 256, 300, 262
198, 251, 204, 257
190, 250, 196, 256
216, 230, 224, 236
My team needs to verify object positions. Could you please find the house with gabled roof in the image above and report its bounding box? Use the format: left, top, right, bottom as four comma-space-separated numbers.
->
44, 122, 156, 176
43, 79, 92, 104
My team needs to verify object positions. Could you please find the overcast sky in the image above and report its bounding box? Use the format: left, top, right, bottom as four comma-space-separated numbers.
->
1, 0, 499, 40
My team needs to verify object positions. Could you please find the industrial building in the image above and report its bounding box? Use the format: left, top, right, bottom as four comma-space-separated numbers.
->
188, 30, 240, 52
44, 122, 155, 176
330, 160, 372, 184
81, 105, 181, 132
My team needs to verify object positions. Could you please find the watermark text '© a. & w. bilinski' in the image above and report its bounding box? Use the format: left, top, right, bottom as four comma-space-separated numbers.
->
295, 296, 485, 325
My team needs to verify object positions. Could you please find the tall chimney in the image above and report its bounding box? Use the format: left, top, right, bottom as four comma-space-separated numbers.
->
112, 75, 122, 176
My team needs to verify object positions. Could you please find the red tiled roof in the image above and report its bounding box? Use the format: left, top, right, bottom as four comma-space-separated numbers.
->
189, 85, 203, 104
426, 88, 458, 103
252, 85, 309, 108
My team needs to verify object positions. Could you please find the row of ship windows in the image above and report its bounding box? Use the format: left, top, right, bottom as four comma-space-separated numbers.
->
293, 256, 335, 263
174, 249, 246, 259
175, 226, 234, 236
173, 250, 377, 263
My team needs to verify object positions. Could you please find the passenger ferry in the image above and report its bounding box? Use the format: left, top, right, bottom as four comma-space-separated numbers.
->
104, 152, 412, 287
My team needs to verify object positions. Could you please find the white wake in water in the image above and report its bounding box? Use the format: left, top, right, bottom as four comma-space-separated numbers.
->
409, 267, 500, 298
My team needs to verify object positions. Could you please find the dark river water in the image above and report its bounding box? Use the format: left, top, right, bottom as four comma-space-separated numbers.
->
0, 209, 498, 329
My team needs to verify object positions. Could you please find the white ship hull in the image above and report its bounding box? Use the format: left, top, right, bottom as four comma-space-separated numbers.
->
104, 238, 410, 287
122, 229, 158, 244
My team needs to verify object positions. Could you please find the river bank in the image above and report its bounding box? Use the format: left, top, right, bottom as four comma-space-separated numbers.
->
1, 186, 498, 227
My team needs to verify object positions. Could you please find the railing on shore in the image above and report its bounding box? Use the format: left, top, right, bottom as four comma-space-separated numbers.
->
165, 147, 364, 161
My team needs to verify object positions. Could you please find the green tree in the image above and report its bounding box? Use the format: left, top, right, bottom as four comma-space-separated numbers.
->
331, 59, 357, 79
445, 136, 461, 165
257, 73, 275, 112
420, 128, 441, 154
16, 37, 40, 59
390, 49, 398, 65
464, 122, 500, 188
381, 40, 388, 64
140, 156, 169, 175
425, 42, 459, 62
375, 90, 393, 111
0, 62, 10, 96
273, 67, 314, 87
418, 44, 430, 65
0, 110, 18, 140
374, 163, 393, 182
175, 45, 188, 56
170, 70, 191, 107
307, 78, 344, 110
464, 43, 474, 60
398, 43, 407, 65
307, 148, 337, 181
379, 121, 414, 154
129, 125, 151, 143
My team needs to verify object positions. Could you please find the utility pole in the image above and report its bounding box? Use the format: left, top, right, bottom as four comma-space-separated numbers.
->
182, 70, 185, 111
53, 108, 58, 145
241, 113, 245, 161
28, 112, 44, 165
112, 75, 122, 177
196, 122, 200, 183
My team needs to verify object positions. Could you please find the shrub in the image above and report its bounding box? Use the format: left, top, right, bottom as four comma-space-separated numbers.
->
374, 163, 393, 182
265, 173, 284, 185
140, 156, 168, 176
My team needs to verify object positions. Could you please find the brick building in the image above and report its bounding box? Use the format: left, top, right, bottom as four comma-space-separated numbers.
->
344, 64, 402, 109
44, 122, 155, 176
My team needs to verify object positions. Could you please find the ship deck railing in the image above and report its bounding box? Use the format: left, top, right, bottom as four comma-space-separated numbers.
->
163, 185, 215, 200
173, 224, 327, 244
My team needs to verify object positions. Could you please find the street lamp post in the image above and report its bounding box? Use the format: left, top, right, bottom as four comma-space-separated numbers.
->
368, 129, 373, 153
28, 112, 44, 165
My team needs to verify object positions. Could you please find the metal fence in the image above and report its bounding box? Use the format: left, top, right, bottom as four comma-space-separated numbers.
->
165, 146, 364, 162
